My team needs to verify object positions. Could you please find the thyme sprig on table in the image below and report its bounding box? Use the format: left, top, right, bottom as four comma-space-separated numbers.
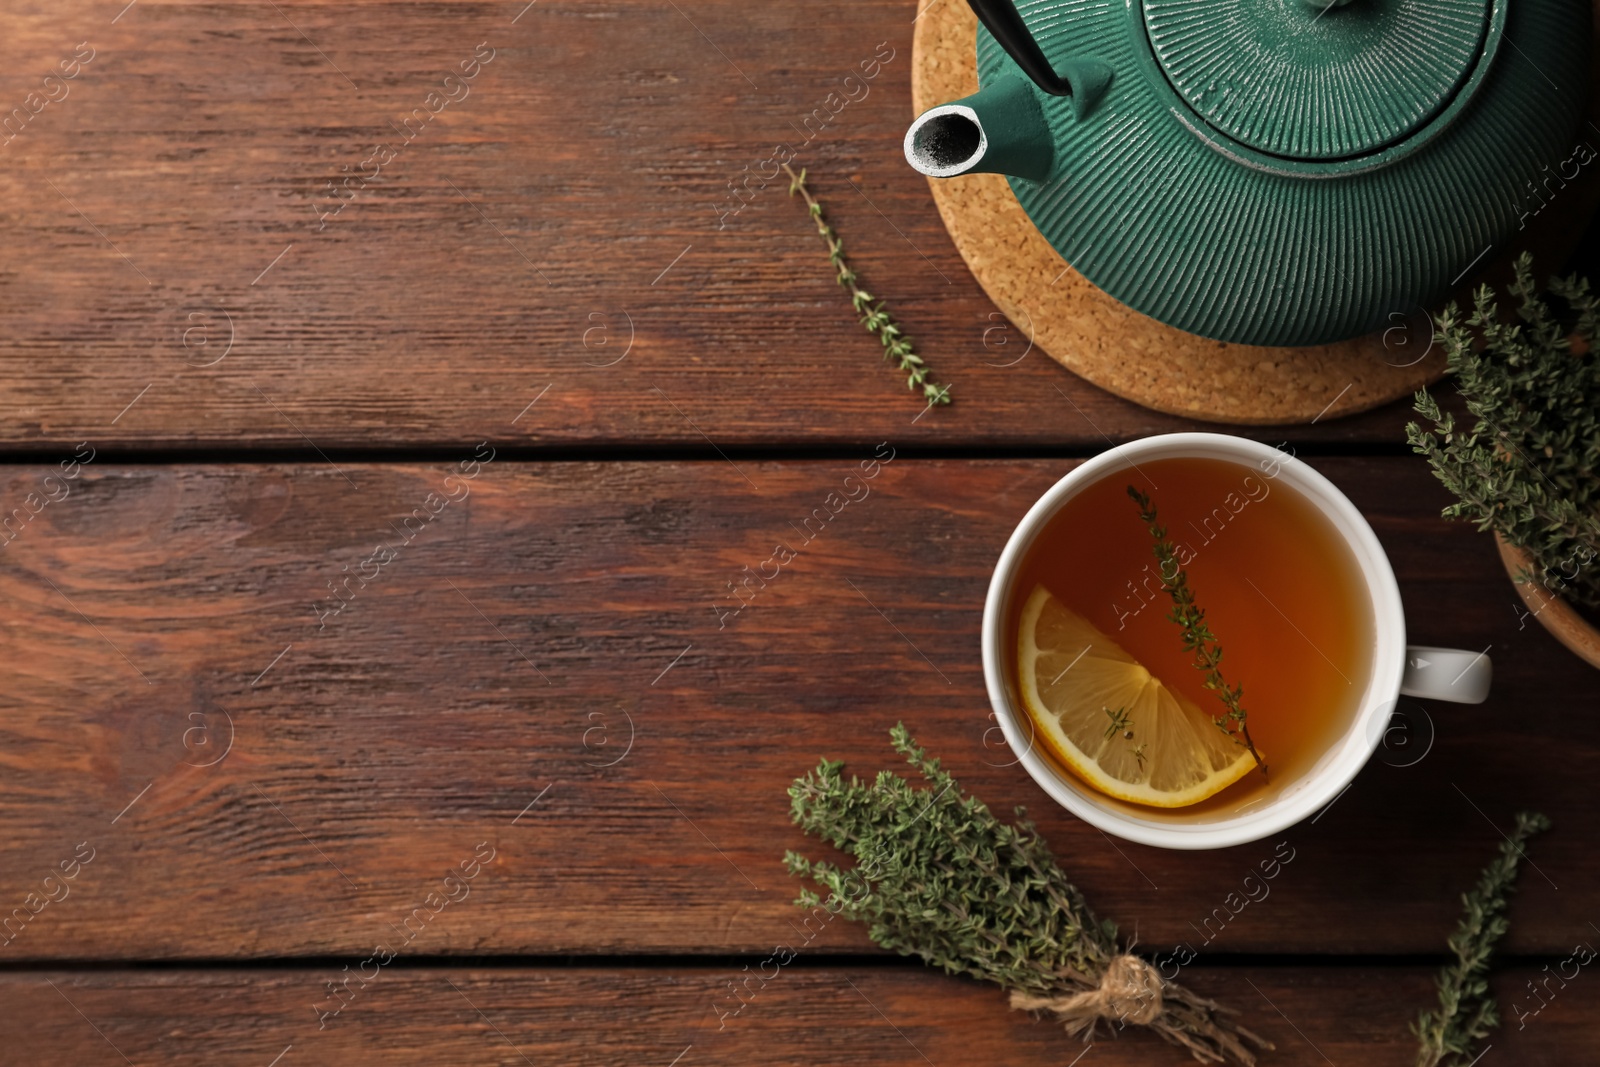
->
1127, 485, 1267, 777
783, 164, 951, 407
785, 724, 1271, 1065
1414, 811, 1551, 1067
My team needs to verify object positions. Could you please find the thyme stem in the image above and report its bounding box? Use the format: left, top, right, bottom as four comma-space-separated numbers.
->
1414, 811, 1550, 1067
1127, 485, 1267, 777
786, 725, 1272, 1065
783, 164, 951, 407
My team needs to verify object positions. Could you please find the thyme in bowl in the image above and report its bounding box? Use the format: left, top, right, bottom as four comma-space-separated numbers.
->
783, 164, 951, 408
1408, 254, 1600, 609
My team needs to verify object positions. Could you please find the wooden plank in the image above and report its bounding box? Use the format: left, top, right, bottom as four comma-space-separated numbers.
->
6, 964, 1593, 1066
0, 457, 1593, 960
0, 0, 1437, 449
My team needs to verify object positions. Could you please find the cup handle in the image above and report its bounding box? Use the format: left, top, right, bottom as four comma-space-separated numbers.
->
1399, 645, 1491, 704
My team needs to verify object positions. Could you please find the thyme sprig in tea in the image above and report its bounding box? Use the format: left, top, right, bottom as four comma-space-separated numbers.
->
783, 164, 952, 407
1103, 705, 1133, 740
1102, 705, 1146, 769
1128, 485, 1267, 777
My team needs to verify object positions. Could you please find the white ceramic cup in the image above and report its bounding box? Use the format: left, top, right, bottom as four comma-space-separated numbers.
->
981, 433, 1490, 851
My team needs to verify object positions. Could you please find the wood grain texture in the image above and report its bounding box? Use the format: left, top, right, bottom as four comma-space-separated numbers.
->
5, 0, 1597, 1060
0, 0, 1481, 450
5, 964, 1594, 1066
0, 457, 1594, 961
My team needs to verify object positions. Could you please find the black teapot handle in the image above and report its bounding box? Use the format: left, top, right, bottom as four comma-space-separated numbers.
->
965, 0, 1075, 96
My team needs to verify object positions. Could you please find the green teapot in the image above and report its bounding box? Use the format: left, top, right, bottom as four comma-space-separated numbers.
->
905, 0, 1592, 346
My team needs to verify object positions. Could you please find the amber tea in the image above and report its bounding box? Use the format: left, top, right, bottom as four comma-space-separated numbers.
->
1006, 455, 1376, 816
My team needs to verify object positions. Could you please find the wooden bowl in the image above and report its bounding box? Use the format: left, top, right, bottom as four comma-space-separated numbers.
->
1497, 535, 1600, 670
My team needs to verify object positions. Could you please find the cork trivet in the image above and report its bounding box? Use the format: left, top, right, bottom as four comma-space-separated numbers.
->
911, 0, 1600, 425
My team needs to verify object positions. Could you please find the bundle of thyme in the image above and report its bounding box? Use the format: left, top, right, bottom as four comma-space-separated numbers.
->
1414, 811, 1551, 1067
786, 724, 1271, 1065
783, 164, 952, 407
1128, 486, 1267, 775
1408, 254, 1600, 609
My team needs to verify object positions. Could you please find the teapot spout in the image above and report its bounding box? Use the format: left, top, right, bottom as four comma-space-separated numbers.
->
905, 76, 1053, 182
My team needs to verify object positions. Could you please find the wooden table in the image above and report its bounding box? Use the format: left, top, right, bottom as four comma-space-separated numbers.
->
3, 2, 1596, 1064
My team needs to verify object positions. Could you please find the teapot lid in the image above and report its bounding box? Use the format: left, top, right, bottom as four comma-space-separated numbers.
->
1145, 0, 1491, 160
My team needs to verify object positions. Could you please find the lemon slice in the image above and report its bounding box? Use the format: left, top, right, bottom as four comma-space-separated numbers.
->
1016, 584, 1258, 808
